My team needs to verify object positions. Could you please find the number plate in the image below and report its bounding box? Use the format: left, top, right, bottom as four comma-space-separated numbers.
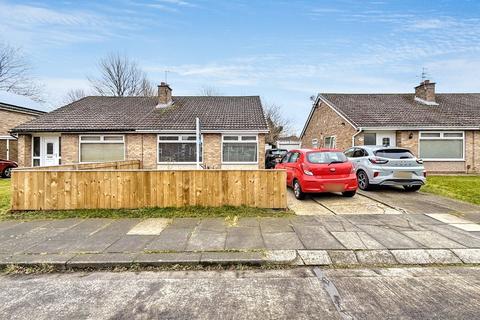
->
324, 184, 344, 192
393, 171, 412, 179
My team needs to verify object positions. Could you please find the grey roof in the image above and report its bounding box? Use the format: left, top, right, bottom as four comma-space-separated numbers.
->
0, 102, 45, 116
12, 96, 268, 132
320, 93, 480, 128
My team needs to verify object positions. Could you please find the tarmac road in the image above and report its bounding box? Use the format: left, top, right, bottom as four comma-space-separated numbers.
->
1, 266, 479, 320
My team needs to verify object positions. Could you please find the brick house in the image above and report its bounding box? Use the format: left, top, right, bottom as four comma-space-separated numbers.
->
11, 83, 269, 169
0, 92, 45, 162
300, 80, 480, 173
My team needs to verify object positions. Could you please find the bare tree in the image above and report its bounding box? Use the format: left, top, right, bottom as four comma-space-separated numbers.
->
198, 85, 221, 96
63, 89, 88, 104
88, 53, 154, 97
264, 103, 292, 145
0, 43, 43, 101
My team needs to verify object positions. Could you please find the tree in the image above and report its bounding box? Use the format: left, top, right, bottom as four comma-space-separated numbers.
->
0, 43, 43, 101
88, 52, 154, 97
63, 89, 87, 104
198, 85, 221, 96
264, 103, 292, 145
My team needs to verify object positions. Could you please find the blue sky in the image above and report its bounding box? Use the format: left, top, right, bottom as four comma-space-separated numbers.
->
1, 0, 480, 134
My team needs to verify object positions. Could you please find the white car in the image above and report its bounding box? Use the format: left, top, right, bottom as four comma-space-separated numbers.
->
344, 146, 426, 191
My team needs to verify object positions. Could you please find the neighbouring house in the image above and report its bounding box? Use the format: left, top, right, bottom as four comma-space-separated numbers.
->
0, 91, 46, 162
276, 135, 301, 150
11, 83, 269, 169
300, 80, 480, 173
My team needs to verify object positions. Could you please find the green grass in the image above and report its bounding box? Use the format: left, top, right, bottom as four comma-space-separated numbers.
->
422, 175, 480, 206
0, 178, 291, 220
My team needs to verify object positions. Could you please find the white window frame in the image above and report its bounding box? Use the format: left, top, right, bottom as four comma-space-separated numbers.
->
79, 134, 125, 163
324, 136, 336, 149
157, 134, 203, 164
418, 131, 465, 161
311, 138, 318, 148
221, 134, 259, 164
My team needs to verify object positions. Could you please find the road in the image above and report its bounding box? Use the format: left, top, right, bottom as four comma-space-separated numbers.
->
1, 266, 479, 319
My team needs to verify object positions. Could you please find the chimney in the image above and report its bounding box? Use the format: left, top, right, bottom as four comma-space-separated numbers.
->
414, 80, 436, 104
157, 82, 172, 107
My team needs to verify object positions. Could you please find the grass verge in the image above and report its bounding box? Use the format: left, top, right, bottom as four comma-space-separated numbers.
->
422, 175, 480, 206
0, 179, 10, 215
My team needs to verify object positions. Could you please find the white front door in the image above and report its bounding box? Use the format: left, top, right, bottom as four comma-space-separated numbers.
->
42, 136, 60, 166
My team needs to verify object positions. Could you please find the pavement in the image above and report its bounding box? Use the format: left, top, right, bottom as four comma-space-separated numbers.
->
1, 266, 479, 319
1, 212, 480, 268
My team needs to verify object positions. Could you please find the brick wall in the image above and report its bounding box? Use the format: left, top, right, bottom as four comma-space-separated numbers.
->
0, 109, 39, 136
60, 134, 79, 164
17, 134, 32, 167
301, 100, 357, 150
203, 133, 221, 168
258, 133, 266, 169
125, 133, 157, 169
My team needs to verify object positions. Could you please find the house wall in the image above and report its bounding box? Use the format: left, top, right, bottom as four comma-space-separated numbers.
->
125, 133, 157, 169
17, 134, 32, 167
61, 134, 79, 164
301, 100, 357, 150
203, 133, 221, 168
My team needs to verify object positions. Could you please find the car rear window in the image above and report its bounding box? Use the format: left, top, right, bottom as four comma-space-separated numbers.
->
307, 152, 347, 164
374, 149, 414, 159
271, 150, 287, 156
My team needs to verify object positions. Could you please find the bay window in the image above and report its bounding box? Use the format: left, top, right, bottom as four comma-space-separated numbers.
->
419, 131, 464, 160
158, 135, 202, 163
222, 135, 258, 163
80, 135, 125, 163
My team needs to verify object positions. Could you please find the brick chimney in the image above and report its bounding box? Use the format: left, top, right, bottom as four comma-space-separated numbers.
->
414, 80, 436, 104
157, 82, 172, 107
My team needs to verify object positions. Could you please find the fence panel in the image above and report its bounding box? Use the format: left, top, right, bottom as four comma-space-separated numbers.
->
11, 170, 287, 210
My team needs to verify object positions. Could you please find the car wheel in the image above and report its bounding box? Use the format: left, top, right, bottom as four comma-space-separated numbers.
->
404, 185, 421, 192
2, 167, 12, 178
356, 170, 370, 190
293, 179, 305, 200
342, 191, 356, 197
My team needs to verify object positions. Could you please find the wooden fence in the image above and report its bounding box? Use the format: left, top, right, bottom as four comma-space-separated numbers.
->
11, 169, 287, 210
15, 160, 142, 171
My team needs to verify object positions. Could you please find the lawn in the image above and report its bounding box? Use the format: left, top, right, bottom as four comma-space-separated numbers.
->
422, 175, 480, 206
0, 178, 291, 220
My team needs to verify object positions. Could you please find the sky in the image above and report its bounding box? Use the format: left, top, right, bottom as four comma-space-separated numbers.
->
1, 0, 480, 134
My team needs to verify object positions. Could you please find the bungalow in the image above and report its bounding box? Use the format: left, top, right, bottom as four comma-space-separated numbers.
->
0, 91, 45, 162
11, 83, 269, 169
300, 80, 480, 173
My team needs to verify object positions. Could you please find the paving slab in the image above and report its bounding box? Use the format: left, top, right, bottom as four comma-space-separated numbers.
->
6, 253, 76, 266
262, 232, 305, 250
135, 252, 201, 265
186, 230, 226, 251
169, 218, 200, 229
264, 250, 299, 264
426, 213, 474, 224
225, 227, 264, 250
106, 235, 156, 253
355, 250, 397, 265
287, 190, 333, 215
0, 221, 52, 240
0, 220, 23, 232
24, 239, 79, 254
356, 232, 385, 249
50, 219, 113, 240
73, 233, 123, 253
312, 193, 402, 215
321, 221, 361, 232
331, 232, 367, 249
0, 236, 49, 254
391, 249, 434, 264
298, 250, 331, 265
196, 218, 227, 232
343, 215, 385, 226
424, 224, 480, 247
327, 250, 358, 265
426, 249, 462, 264
126, 218, 171, 235
293, 225, 344, 249
145, 228, 193, 251
236, 218, 260, 228
356, 225, 423, 249
450, 223, 480, 232
401, 230, 464, 249
259, 217, 294, 233
67, 253, 137, 268
452, 249, 480, 263
200, 251, 264, 264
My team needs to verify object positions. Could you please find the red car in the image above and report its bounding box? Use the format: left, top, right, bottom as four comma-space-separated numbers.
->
275, 149, 358, 200
0, 159, 18, 178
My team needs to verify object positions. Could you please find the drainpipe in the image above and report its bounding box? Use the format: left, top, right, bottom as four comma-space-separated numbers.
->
352, 128, 362, 147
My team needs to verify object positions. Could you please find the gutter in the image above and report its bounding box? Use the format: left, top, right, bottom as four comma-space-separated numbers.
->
352, 128, 362, 147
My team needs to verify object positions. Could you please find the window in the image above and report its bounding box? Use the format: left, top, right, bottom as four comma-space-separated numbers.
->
32, 136, 40, 166
307, 151, 347, 164
375, 149, 414, 159
158, 135, 202, 163
382, 137, 390, 147
222, 135, 258, 163
364, 133, 376, 145
311, 138, 318, 148
419, 131, 464, 160
344, 148, 355, 158
80, 135, 125, 163
288, 152, 300, 163
324, 136, 336, 148
353, 148, 367, 158
281, 152, 292, 163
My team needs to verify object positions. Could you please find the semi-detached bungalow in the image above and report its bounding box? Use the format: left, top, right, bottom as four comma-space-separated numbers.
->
300, 80, 480, 173
11, 83, 269, 169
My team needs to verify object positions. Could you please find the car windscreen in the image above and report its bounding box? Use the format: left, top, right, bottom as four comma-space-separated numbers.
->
271, 150, 287, 156
374, 149, 414, 159
307, 152, 347, 164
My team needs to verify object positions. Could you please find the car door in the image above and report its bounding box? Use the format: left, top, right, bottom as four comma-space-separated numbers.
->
352, 148, 368, 169
276, 152, 291, 183
286, 152, 300, 186
345, 148, 360, 169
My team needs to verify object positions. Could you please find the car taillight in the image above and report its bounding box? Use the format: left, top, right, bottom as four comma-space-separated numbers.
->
373, 172, 380, 178
301, 163, 314, 176
417, 159, 424, 164
368, 157, 389, 164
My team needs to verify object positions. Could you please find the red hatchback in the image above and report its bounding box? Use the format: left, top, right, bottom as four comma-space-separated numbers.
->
275, 149, 358, 199
0, 159, 17, 178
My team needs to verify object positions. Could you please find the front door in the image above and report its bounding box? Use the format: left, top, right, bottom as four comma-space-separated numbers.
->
42, 137, 60, 166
